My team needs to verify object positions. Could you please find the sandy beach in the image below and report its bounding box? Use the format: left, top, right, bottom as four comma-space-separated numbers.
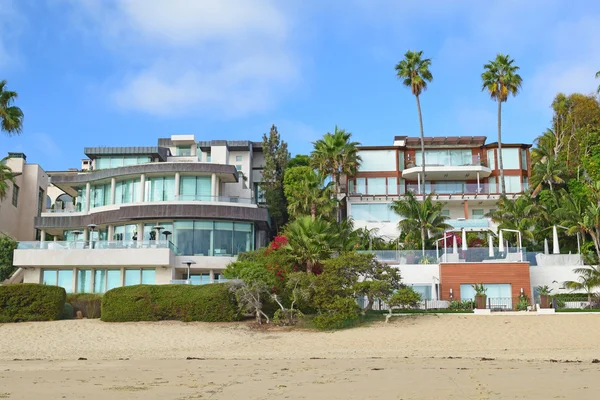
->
1, 314, 600, 399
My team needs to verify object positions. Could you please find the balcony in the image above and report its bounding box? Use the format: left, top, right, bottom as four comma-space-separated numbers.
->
349, 183, 526, 198
359, 247, 527, 264
447, 218, 490, 230
402, 163, 491, 180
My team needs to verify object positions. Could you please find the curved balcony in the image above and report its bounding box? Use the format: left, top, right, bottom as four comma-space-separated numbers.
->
402, 164, 492, 180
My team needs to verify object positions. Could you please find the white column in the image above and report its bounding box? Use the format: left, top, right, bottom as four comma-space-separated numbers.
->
175, 172, 180, 199
137, 222, 144, 244
120, 267, 125, 287
216, 177, 221, 197
90, 269, 95, 294
211, 173, 216, 200
209, 269, 215, 283
53, 236, 58, 242
477, 172, 480, 193
108, 225, 115, 241
40, 230, 46, 242
110, 177, 116, 204
417, 172, 421, 194
83, 228, 89, 242
85, 182, 91, 213
139, 174, 146, 202
72, 268, 77, 294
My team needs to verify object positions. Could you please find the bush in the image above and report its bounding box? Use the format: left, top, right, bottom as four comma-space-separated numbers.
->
313, 297, 360, 330
0, 284, 66, 322
101, 283, 240, 322
60, 303, 74, 319
448, 300, 474, 310
67, 293, 103, 319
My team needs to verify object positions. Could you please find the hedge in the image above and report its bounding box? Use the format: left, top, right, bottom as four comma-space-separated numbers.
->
67, 293, 102, 319
0, 284, 66, 323
101, 283, 240, 322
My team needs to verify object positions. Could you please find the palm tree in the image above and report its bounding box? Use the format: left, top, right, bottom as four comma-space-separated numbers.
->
284, 216, 339, 273
286, 170, 336, 221
564, 201, 600, 262
596, 71, 600, 94
395, 50, 433, 200
530, 156, 565, 197
564, 266, 600, 306
311, 126, 361, 195
481, 54, 523, 196
390, 191, 450, 255
487, 194, 538, 247
0, 157, 17, 200
0, 80, 24, 136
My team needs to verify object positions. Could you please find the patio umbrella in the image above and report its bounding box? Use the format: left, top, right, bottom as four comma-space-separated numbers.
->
461, 229, 468, 251
553, 225, 560, 254
498, 230, 504, 252
544, 238, 549, 255
488, 234, 494, 258
452, 234, 458, 254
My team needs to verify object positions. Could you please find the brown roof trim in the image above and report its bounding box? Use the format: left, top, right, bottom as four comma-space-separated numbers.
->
484, 142, 532, 149
357, 146, 399, 150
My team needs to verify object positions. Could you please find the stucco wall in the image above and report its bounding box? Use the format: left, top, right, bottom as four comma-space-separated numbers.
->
14, 247, 172, 267
529, 265, 584, 295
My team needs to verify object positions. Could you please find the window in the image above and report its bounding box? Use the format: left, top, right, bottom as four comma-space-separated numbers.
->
388, 177, 398, 195
487, 149, 496, 170
350, 203, 398, 223
176, 145, 192, 156
460, 284, 511, 301
501, 148, 520, 169
523, 176, 529, 191
12, 184, 19, 207
367, 178, 386, 195
410, 285, 432, 300
38, 188, 44, 215
472, 209, 484, 219
95, 156, 151, 169
235, 165, 242, 171
173, 220, 253, 256
356, 178, 366, 194
505, 176, 522, 193
91, 183, 111, 208
146, 176, 176, 201
441, 209, 450, 217
357, 150, 397, 172
42, 269, 73, 293
94, 270, 121, 293
488, 177, 497, 194
124, 269, 155, 286
77, 270, 92, 293
521, 149, 528, 170
415, 150, 472, 167
115, 179, 141, 204
179, 176, 211, 201
206, 152, 212, 162
236, 155, 243, 162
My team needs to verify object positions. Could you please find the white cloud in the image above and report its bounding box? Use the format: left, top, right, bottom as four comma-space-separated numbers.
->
64, 0, 300, 117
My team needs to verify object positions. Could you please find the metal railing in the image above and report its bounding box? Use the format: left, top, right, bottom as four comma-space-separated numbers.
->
350, 183, 527, 196
17, 240, 177, 251
359, 247, 527, 264
175, 195, 255, 204
170, 279, 228, 285
461, 296, 533, 311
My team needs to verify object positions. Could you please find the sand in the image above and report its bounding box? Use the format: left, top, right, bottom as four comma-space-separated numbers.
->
1, 314, 600, 399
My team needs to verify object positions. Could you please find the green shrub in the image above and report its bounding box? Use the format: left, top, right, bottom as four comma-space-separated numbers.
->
101, 283, 240, 322
60, 303, 74, 320
448, 300, 474, 310
0, 284, 66, 322
67, 293, 103, 319
313, 297, 360, 330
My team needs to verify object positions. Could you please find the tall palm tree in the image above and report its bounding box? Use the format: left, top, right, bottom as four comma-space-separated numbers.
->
0, 80, 24, 136
530, 156, 565, 197
487, 194, 538, 247
284, 216, 339, 273
481, 54, 523, 196
564, 266, 600, 306
311, 126, 361, 194
286, 171, 336, 221
390, 191, 450, 255
395, 50, 433, 200
0, 157, 17, 200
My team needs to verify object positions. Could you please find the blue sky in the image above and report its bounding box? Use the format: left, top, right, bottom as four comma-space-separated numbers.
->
1, 0, 599, 171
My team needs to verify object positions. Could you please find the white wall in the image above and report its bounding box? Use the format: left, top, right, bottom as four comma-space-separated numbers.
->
14, 247, 172, 267
529, 266, 585, 295
211, 145, 229, 165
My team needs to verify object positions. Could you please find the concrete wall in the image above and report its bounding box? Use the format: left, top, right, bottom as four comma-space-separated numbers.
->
173, 255, 233, 270
529, 265, 584, 295
440, 262, 531, 300
14, 247, 172, 267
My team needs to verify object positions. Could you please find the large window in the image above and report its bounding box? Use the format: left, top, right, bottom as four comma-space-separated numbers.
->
176, 145, 192, 156
94, 269, 121, 293
521, 149, 528, 170
350, 203, 398, 223
367, 178, 386, 195
42, 269, 73, 293
77, 269, 92, 293
488, 177, 497, 194
487, 149, 496, 169
410, 285, 432, 300
95, 156, 152, 169
91, 183, 111, 208
179, 176, 211, 201
143, 222, 174, 241
173, 220, 253, 256
114, 224, 137, 241
460, 284, 511, 300
124, 269, 156, 286
505, 176, 522, 193
415, 150, 472, 167
358, 150, 397, 172
115, 178, 141, 204
501, 148, 520, 169
146, 176, 175, 201
12, 184, 19, 207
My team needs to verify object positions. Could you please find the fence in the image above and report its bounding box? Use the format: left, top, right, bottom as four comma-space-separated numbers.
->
359, 247, 527, 264
359, 297, 451, 311
552, 297, 600, 310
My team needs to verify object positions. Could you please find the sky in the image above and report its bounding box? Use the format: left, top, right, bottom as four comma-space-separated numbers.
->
1, 0, 599, 171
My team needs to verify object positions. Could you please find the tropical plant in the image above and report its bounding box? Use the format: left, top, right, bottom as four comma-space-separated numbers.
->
0, 234, 18, 281
283, 166, 336, 220
0, 80, 23, 136
563, 266, 600, 306
516, 293, 530, 311
287, 154, 311, 169
481, 54, 523, 195
225, 261, 277, 324
283, 216, 339, 273
390, 191, 450, 255
487, 195, 538, 248
395, 50, 433, 200
596, 70, 600, 95
530, 155, 565, 196
351, 254, 402, 313
536, 285, 552, 296
0, 156, 17, 200
311, 126, 361, 195
387, 287, 421, 314
261, 124, 290, 233
472, 283, 487, 296
271, 272, 315, 326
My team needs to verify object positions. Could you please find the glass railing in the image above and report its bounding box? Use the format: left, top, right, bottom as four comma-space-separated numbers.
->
359, 247, 527, 264
446, 218, 490, 229
406, 183, 526, 195
408, 155, 488, 168
170, 279, 228, 285
175, 195, 255, 204
17, 240, 175, 250
43, 207, 79, 214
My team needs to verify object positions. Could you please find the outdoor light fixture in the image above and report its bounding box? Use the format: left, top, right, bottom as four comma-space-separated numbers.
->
87, 224, 97, 249
182, 259, 196, 283
449, 288, 453, 299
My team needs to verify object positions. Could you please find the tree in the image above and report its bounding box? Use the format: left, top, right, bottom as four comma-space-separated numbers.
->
287, 154, 311, 169
530, 155, 565, 196
353, 256, 402, 313
0, 80, 23, 136
596, 71, 600, 95
386, 287, 422, 315
0, 157, 17, 200
0, 234, 18, 281
283, 216, 339, 273
395, 50, 433, 200
261, 125, 290, 233
564, 266, 600, 306
481, 54, 523, 195
224, 261, 277, 324
390, 191, 450, 255
283, 166, 336, 220
487, 195, 538, 248
271, 271, 315, 326
311, 126, 361, 222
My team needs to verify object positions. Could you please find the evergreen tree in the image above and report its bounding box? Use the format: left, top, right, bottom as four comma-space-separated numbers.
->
261, 125, 290, 234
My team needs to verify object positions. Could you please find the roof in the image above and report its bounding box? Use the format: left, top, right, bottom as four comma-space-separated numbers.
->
84, 146, 170, 161
404, 136, 487, 147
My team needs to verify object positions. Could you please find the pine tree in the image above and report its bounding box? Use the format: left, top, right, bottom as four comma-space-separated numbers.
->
261, 125, 290, 233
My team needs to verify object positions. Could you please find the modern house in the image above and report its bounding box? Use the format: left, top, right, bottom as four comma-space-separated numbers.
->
0, 153, 49, 241
10, 135, 270, 292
